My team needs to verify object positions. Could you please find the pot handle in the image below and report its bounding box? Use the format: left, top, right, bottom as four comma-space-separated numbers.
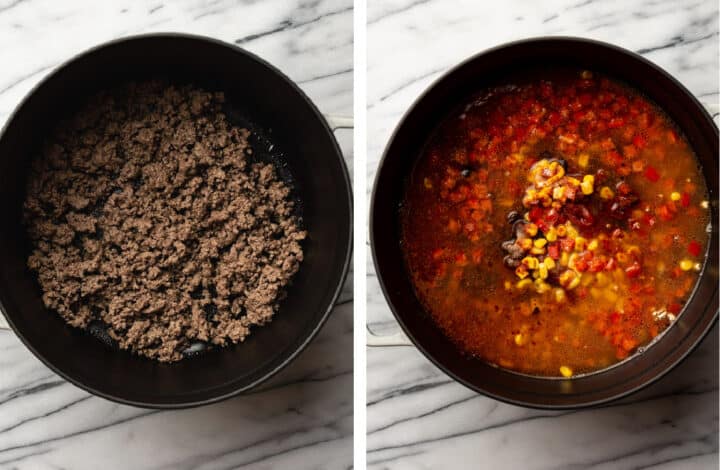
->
366, 326, 412, 347
324, 114, 354, 131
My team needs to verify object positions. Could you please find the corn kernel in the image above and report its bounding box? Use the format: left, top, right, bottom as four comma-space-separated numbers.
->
544, 257, 556, 270
559, 366, 573, 378
525, 223, 539, 237
522, 256, 539, 270
581, 273, 594, 287
535, 279, 551, 293
554, 288, 566, 303
530, 246, 546, 255
596, 272, 609, 286
670, 191, 681, 201
578, 153, 589, 168
590, 287, 601, 299
580, 175, 595, 195
546, 228, 557, 242
599, 186, 614, 200
538, 263, 549, 280
567, 177, 580, 187
560, 251, 570, 267
534, 238, 547, 248
567, 276, 581, 290
514, 333, 526, 346
679, 259, 693, 271
587, 239, 599, 251
558, 269, 574, 286
575, 237, 587, 251
566, 225, 579, 238
556, 225, 567, 237
504, 280, 512, 291
626, 245, 640, 256
552, 186, 566, 200
519, 238, 533, 250
515, 266, 529, 279
604, 289, 618, 303
516, 278, 532, 289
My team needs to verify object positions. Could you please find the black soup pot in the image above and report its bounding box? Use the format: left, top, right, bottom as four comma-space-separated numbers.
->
0, 34, 352, 408
371, 37, 718, 409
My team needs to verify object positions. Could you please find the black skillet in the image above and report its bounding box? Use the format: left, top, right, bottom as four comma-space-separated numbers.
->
371, 37, 718, 409
0, 34, 352, 408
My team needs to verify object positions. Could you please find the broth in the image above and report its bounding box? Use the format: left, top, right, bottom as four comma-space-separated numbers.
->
401, 70, 710, 377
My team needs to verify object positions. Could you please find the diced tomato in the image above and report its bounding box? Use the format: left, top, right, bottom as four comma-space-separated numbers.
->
644, 166, 660, 182
560, 238, 575, 252
588, 257, 606, 272
688, 240, 702, 257
667, 303, 682, 315
625, 262, 642, 278
608, 117, 625, 129
609, 312, 620, 324
547, 243, 560, 260
529, 206, 543, 223
680, 192, 690, 207
632, 134, 646, 148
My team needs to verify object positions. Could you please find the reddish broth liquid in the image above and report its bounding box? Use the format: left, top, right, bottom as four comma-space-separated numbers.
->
401, 71, 710, 377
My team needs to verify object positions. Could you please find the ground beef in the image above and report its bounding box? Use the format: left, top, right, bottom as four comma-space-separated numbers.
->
23, 81, 306, 362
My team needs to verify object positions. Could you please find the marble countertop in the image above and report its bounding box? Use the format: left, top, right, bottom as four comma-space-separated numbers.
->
366, 1, 718, 469
0, 1, 353, 469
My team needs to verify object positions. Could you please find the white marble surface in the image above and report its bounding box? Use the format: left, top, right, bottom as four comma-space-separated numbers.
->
0, 0, 353, 469
367, 1, 718, 469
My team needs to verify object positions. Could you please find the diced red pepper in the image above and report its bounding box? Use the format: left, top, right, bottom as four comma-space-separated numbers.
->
644, 166, 660, 182
688, 240, 702, 257
608, 117, 625, 129
588, 257, 606, 272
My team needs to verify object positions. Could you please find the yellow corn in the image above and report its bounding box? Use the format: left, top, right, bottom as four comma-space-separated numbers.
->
567, 177, 580, 187
604, 289, 618, 303
515, 266, 529, 279
559, 366, 573, 378
575, 237, 587, 251
546, 227, 557, 242
544, 257, 556, 270
522, 256, 539, 270
596, 272, 609, 286
566, 225, 579, 239
525, 223, 538, 237
567, 275, 581, 290
578, 153, 589, 168
670, 191, 681, 201
504, 280, 512, 291
554, 288, 566, 303
600, 186, 614, 200
581, 174, 595, 195
530, 246, 546, 255
538, 263, 549, 280
519, 238, 533, 250
556, 225, 567, 237
587, 239, 599, 251
558, 270, 575, 286
552, 186, 566, 200
581, 273, 594, 287
560, 251, 570, 267
516, 278, 533, 289
679, 259, 693, 271
535, 279, 551, 293
590, 287, 602, 299
514, 333, 526, 346
534, 238, 548, 248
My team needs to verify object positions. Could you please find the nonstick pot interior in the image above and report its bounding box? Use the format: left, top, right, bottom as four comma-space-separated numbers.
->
0, 34, 352, 408
371, 37, 718, 408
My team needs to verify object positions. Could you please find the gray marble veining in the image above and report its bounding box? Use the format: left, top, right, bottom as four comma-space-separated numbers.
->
0, 0, 353, 469
367, 1, 718, 468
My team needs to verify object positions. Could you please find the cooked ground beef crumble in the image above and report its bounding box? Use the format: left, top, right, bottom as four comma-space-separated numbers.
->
23, 81, 306, 362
